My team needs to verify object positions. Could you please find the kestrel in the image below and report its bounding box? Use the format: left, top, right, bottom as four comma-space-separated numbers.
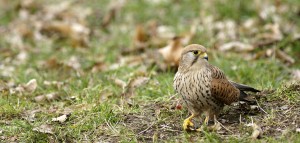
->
173, 44, 260, 131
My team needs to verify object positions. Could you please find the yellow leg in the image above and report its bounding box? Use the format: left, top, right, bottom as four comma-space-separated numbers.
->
204, 116, 209, 125
183, 114, 195, 130
194, 116, 209, 132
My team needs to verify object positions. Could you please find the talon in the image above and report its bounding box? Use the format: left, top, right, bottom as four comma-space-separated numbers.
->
183, 119, 194, 130
195, 127, 202, 132
183, 114, 195, 130
204, 116, 209, 125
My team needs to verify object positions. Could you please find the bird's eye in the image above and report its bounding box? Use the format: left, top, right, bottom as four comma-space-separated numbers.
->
193, 51, 199, 55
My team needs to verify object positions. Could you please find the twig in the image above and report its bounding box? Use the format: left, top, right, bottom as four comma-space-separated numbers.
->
255, 98, 268, 114
160, 124, 181, 132
138, 122, 156, 135
105, 119, 118, 134
239, 114, 242, 124
214, 118, 234, 134
283, 105, 294, 114
168, 94, 177, 101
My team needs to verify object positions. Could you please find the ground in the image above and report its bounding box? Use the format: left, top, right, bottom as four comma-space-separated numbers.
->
0, 0, 300, 142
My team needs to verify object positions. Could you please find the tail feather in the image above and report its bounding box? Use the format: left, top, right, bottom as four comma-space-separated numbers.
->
230, 81, 260, 92
230, 81, 260, 102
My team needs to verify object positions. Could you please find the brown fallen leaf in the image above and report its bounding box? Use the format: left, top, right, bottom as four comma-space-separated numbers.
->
91, 61, 107, 73
275, 49, 295, 65
33, 124, 54, 134
133, 25, 149, 49
158, 36, 183, 67
18, 0, 42, 11
13, 79, 38, 95
110, 77, 126, 89
255, 23, 282, 46
42, 21, 90, 48
110, 55, 144, 70
102, 0, 127, 28
122, 76, 150, 99
127, 76, 150, 89
42, 57, 63, 69
218, 41, 255, 52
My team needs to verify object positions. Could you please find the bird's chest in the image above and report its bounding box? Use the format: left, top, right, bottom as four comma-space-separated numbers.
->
174, 70, 212, 103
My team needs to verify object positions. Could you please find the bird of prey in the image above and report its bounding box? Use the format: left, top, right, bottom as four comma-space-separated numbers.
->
173, 44, 260, 131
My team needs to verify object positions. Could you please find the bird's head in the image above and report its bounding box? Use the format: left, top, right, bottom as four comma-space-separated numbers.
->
178, 44, 209, 71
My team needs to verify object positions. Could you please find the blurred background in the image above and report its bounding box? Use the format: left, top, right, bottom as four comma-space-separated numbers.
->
0, 0, 299, 142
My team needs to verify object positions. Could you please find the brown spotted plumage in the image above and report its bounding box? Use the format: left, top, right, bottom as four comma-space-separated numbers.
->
173, 44, 260, 131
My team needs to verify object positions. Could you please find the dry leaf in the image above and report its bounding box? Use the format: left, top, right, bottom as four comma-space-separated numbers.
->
43, 80, 64, 89
102, 0, 127, 28
65, 56, 81, 70
158, 36, 183, 67
33, 124, 54, 134
208, 122, 222, 131
111, 77, 126, 89
24, 79, 37, 93
291, 70, 300, 81
255, 23, 282, 45
99, 91, 113, 104
214, 20, 237, 42
122, 76, 150, 99
52, 114, 68, 123
34, 95, 46, 102
22, 109, 41, 122
91, 61, 107, 73
127, 76, 150, 89
218, 41, 254, 52
247, 123, 263, 139
13, 79, 38, 95
112, 55, 144, 69
133, 25, 149, 49
0, 81, 9, 94
70, 23, 90, 48
34, 92, 59, 102
45, 92, 59, 101
156, 25, 175, 40
42, 57, 63, 69
15, 51, 28, 64
275, 49, 295, 65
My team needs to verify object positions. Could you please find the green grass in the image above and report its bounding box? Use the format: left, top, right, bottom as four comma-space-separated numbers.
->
1, 0, 300, 142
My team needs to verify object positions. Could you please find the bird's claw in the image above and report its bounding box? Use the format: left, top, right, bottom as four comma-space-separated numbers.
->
183, 119, 203, 132
183, 119, 194, 131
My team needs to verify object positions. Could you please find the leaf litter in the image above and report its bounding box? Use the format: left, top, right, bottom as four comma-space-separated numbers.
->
0, 0, 300, 142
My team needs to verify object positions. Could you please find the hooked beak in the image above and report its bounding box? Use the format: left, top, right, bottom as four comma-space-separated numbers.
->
201, 52, 208, 61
